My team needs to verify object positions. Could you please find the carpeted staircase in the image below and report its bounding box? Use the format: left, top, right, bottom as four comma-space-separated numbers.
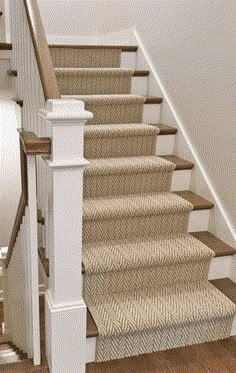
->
51, 46, 236, 363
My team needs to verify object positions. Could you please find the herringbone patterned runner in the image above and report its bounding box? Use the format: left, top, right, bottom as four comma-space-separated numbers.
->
52, 46, 236, 363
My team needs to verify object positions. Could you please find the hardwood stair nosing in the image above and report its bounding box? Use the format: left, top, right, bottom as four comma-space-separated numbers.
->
12, 99, 23, 107
156, 124, 178, 135
7, 70, 17, 77
49, 45, 138, 52
175, 190, 214, 210
210, 278, 236, 305
191, 231, 236, 257
145, 96, 163, 104
160, 155, 194, 170
0, 43, 12, 50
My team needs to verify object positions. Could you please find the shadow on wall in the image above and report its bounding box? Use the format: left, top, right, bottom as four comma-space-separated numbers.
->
0, 99, 21, 247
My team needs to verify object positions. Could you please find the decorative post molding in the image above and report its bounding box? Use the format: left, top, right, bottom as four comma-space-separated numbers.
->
39, 99, 93, 373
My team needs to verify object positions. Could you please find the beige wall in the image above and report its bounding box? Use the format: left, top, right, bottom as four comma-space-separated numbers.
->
0, 0, 6, 41
39, 0, 236, 236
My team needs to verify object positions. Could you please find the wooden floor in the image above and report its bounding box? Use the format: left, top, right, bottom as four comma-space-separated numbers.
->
0, 278, 235, 372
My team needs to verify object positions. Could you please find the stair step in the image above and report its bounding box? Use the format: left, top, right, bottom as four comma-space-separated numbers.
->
86, 336, 236, 371
175, 190, 214, 210
210, 278, 236, 305
145, 96, 163, 104
84, 156, 175, 198
63, 95, 162, 125
86, 281, 236, 362
7, 70, 17, 77
0, 342, 27, 366
50, 45, 138, 52
63, 94, 163, 104
192, 231, 236, 257
84, 123, 159, 159
56, 68, 149, 77
56, 68, 138, 95
157, 123, 178, 135
83, 234, 214, 300
0, 43, 12, 50
160, 155, 194, 170
83, 192, 192, 243
87, 311, 99, 338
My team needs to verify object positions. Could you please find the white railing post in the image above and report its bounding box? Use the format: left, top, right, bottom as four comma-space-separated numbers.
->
39, 99, 93, 373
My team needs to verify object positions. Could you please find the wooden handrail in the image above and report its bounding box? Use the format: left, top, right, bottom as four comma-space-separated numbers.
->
18, 129, 51, 155
23, 0, 60, 100
5, 131, 51, 268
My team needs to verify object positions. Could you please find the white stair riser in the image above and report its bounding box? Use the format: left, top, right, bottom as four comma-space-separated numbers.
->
131, 76, 148, 95
188, 210, 210, 232
156, 135, 175, 155
143, 104, 161, 123
208, 255, 236, 281
121, 52, 137, 69
171, 170, 191, 191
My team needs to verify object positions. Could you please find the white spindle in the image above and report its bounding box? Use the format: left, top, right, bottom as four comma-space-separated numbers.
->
4, 158, 41, 365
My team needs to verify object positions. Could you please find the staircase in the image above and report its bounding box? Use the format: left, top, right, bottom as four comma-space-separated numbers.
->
36, 44, 236, 366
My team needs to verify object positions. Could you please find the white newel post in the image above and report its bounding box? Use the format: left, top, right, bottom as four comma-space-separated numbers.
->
39, 100, 93, 373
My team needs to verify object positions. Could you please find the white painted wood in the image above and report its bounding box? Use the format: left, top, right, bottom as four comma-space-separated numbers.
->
86, 337, 97, 363
41, 99, 93, 373
188, 210, 210, 232
27, 156, 41, 365
231, 316, 236, 336
3, 156, 41, 364
208, 256, 234, 280
121, 52, 137, 69
230, 255, 236, 283
156, 135, 175, 155
131, 76, 148, 95
171, 170, 191, 191
143, 103, 161, 123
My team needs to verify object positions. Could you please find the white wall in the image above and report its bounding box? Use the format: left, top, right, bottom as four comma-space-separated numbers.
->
0, 101, 21, 247
39, 0, 236, 236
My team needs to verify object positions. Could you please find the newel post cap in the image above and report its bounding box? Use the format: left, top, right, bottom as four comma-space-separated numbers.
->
39, 99, 93, 124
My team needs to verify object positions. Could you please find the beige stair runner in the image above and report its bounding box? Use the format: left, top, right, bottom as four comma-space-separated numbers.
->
51, 46, 236, 362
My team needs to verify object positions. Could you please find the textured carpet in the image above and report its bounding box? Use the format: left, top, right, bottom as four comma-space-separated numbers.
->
52, 46, 236, 363
50, 47, 121, 68
84, 123, 159, 159
55, 68, 134, 95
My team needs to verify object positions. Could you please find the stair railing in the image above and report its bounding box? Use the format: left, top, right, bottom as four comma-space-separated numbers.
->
3, 130, 51, 365
7, 0, 92, 371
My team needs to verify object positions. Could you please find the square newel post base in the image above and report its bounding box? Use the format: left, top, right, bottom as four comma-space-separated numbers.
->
45, 290, 87, 373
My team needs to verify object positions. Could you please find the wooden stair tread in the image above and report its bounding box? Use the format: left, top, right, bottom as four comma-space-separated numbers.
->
86, 336, 236, 372
145, 96, 163, 104
175, 190, 214, 210
38, 247, 49, 277
12, 99, 23, 107
87, 310, 99, 338
160, 155, 194, 170
37, 209, 45, 225
133, 70, 150, 77
210, 278, 236, 305
157, 124, 178, 135
7, 70, 17, 77
191, 231, 236, 257
0, 43, 12, 50
49, 45, 138, 52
